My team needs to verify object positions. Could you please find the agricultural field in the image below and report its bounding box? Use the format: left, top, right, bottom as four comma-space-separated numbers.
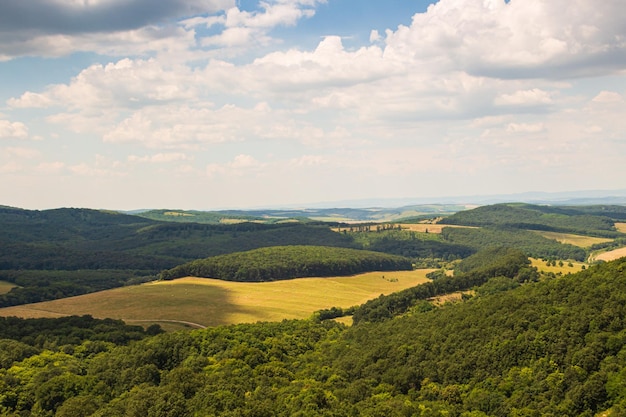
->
0, 270, 432, 330
594, 247, 626, 262
615, 222, 626, 233
530, 258, 587, 274
533, 231, 613, 248
0, 281, 17, 295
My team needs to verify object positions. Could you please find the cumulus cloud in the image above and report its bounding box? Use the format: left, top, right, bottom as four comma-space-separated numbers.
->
383, 0, 626, 79
199, 0, 322, 48
0, 0, 232, 34
0, 0, 234, 58
0, 120, 29, 139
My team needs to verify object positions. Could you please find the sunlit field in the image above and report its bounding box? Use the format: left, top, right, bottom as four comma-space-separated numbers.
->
530, 258, 587, 274
0, 270, 432, 330
533, 231, 612, 248
0, 281, 17, 295
595, 247, 626, 263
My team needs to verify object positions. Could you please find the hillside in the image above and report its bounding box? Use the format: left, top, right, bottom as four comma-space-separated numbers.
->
440, 203, 625, 237
160, 245, 413, 281
134, 204, 466, 224
0, 207, 356, 307
2, 257, 626, 415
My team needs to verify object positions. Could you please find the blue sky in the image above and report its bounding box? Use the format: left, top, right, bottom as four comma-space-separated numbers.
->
1, 0, 625, 210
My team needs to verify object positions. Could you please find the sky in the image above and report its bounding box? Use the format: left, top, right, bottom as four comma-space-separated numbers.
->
1, 0, 625, 210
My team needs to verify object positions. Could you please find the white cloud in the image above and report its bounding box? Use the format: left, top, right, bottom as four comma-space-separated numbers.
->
495, 89, 553, 106
592, 91, 624, 104
0, 120, 28, 139
200, 1, 322, 48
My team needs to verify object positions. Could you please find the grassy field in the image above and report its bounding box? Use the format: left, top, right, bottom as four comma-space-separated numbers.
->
595, 247, 626, 262
530, 258, 587, 274
0, 281, 17, 295
616, 223, 626, 233
0, 270, 432, 330
532, 231, 612, 248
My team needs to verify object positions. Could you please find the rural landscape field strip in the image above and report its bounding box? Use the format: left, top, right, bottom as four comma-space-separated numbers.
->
0, 270, 431, 327
595, 246, 626, 262
532, 231, 612, 247
0, 281, 16, 295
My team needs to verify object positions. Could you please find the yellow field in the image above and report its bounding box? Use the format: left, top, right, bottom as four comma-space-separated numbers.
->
0, 270, 431, 329
530, 258, 587, 274
615, 223, 626, 233
0, 281, 17, 295
533, 231, 612, 248
595, 247, 626, 262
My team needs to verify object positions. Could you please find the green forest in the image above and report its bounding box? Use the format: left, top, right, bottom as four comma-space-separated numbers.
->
2, 255, 626, 416
1, 203, 625, 307
440, 203, 625, 237
160, 246, 413, 281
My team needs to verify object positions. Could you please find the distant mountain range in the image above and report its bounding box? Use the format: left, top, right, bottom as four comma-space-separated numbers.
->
278, 189, 626, 209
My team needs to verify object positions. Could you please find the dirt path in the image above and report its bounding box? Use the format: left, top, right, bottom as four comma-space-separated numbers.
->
124, 319, 207, 329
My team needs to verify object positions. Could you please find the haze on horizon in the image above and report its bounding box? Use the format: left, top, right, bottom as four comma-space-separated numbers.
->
1, 0, 625, 211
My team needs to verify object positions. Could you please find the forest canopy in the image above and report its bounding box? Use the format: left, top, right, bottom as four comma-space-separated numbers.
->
159, 245, 413, 282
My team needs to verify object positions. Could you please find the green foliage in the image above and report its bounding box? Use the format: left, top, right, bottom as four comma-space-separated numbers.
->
4, 259, 626, 416
442, 226, 587, 260
440, 203, 620, 237
160, 245, 413, 281
351, 247, 535, 324
352, 228, 475, 260
0, 207, 357, 306
0, 315, 160, 349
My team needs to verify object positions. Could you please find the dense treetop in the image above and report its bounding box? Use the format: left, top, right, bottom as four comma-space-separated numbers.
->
160, 245, 413, 282
2, 256, 626, 415
440, 203, 624, 237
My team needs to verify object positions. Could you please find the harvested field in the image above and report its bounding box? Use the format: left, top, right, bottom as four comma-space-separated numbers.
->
533, 231, 613, 248
0, 270, 432, 329
595, 247, 626, 262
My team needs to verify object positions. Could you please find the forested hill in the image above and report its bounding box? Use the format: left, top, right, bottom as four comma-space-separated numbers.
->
440, 203, 625, 237
0, 207, 356, 306
3, 258, 626, 415
160, 245, 413, 281
0, 207, 361, 270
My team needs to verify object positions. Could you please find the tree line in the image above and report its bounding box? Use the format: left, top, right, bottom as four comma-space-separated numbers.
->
159, 245, 413, 282
2, 258, 626, 415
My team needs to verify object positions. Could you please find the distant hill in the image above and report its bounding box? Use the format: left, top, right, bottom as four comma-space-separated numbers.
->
440, 203, 626, 237
160, 245, 413, 282
131, 204, 467, 224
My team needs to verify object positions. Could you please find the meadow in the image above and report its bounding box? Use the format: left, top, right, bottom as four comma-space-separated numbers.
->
595, 247, 626, 262
0, 270, 431, 330
0, 281, 17, 295
532, 230, 612, 247
530, 258, 587, 274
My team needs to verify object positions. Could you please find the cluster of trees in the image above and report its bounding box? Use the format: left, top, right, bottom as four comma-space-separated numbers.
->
441, 226, 587, 260
351, 247, 537, 323
0, 270, 155, 308
0, 207, 359, 306
0, 315, 161, 350
440, 203, 621, 237
159, 245, 413, 281
2, 258, 626, 416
